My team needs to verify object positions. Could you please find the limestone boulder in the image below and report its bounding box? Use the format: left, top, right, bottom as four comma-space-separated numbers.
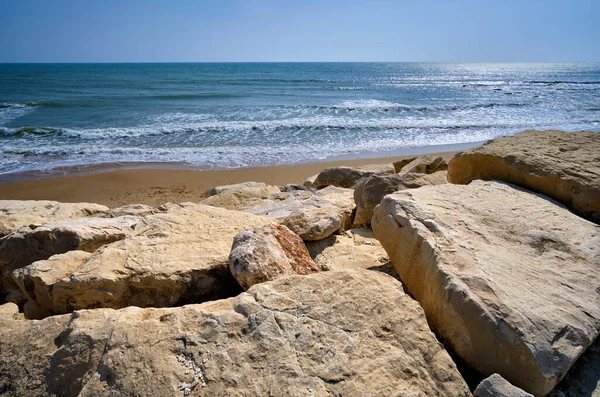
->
474, 374, 533, 397
242, 189, 355, 234
398, 155, 448, 174
393, 156, 418, 173
372, 181, 600, 396
201, 182, 281, 211
0, 200, 108, 237
0, 216, 139, 303
13, 204, 270, 317
0, 269, 471, 396
312, 166, 373, 189
306, 228, 390, 273
353, 171, 447, 227
228, 224, 321, 290
282, 206, 343, 241
314, 186, 355, 230
447, 130, 600, 223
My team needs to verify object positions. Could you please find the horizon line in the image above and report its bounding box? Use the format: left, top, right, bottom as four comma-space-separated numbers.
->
1, 61, 599, 65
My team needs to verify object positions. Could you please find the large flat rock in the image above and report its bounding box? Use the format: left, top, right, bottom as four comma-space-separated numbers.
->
14, 203, 270, 318
372, 180, 600, 396
0, 270, 470, 396
0, 200, 108, 237
447, 130, 600, 223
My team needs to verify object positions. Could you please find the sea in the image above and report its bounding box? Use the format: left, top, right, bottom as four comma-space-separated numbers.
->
0, 62, 599, 179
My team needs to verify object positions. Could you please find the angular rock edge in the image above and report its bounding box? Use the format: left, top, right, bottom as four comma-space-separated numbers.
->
372, 180, 600, 396
447, 130, 600, 224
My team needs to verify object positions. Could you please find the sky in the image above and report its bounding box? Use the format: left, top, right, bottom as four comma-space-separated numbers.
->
0, 0, 598, 63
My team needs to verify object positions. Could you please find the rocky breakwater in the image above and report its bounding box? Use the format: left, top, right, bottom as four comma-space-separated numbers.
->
372, 180, 600, 395
0, 270, 470, 396
1, 130, 599, 396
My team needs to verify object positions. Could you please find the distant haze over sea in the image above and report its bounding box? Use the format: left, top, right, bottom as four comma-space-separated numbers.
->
0, 62, 599, 176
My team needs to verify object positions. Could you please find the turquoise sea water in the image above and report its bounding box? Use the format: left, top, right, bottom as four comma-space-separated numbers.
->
0, 63, 599, 177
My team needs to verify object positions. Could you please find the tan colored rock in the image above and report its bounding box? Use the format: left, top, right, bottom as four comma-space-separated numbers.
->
393, 156, 418, 173
0, 270, 471, 396
205, 181, 272, 197
282, 205, 343, 241
0, 200, 108, 237
353, 171, 448, 227
0, 302, 22, 320
315, 186, 355, 230
372, 181, 600, 396
303, 173, 318, 187
201, 182, 281, 210
13, 204, 270, 317
306, 228, 390, 272
358, 163, 395, 174
242, 189, 355, 233
474, 374, 533, 397
228, 224, 321, 289
0, 216, 139, 303
447, 130, 600, 223
13, 251, 93, 319
101, 203, 160, 218
398, 155, 448, 174
312, 166, 373, 189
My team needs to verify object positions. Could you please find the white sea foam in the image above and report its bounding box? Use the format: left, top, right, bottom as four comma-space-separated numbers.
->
0, 103, 36, 126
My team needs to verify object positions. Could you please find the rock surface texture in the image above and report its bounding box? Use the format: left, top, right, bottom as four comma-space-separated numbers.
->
372, 181, 600, 396
282, 206, 343, 241
12, 204, 270, 317
353, 171, 447, 227
0, 200, 108, 237
549, 336, 600, 397
312, 166, 373, 189
0, 270, 471, 397
447, 130, 600, 223
474, 374, 534, 397
306, 228, 390, 272
0, 216, 139, 303
398, 155, 448, 175
241, 189, 355, 235
201, 182, 281, 210
228, 224, 321, 290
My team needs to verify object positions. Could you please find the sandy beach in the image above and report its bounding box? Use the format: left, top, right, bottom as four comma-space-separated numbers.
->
0, 151, 458, 207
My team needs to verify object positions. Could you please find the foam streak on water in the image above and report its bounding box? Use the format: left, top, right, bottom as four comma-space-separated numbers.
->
0, 63, 598, 176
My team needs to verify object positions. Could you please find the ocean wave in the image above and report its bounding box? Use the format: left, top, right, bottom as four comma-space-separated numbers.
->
0, 103, 37, 125
321, 99, 527, 113
0, 116, 579, 141
529, 80, 600, 85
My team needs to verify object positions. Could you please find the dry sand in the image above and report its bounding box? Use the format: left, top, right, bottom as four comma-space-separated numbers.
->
0, 151, 457, 207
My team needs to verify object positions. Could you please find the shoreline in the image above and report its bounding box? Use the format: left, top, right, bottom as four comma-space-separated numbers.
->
0, 150, 459, 207
0, 141, 481, 184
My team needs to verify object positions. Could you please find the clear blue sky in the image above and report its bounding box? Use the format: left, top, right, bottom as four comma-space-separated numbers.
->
0, 0, 598, 62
